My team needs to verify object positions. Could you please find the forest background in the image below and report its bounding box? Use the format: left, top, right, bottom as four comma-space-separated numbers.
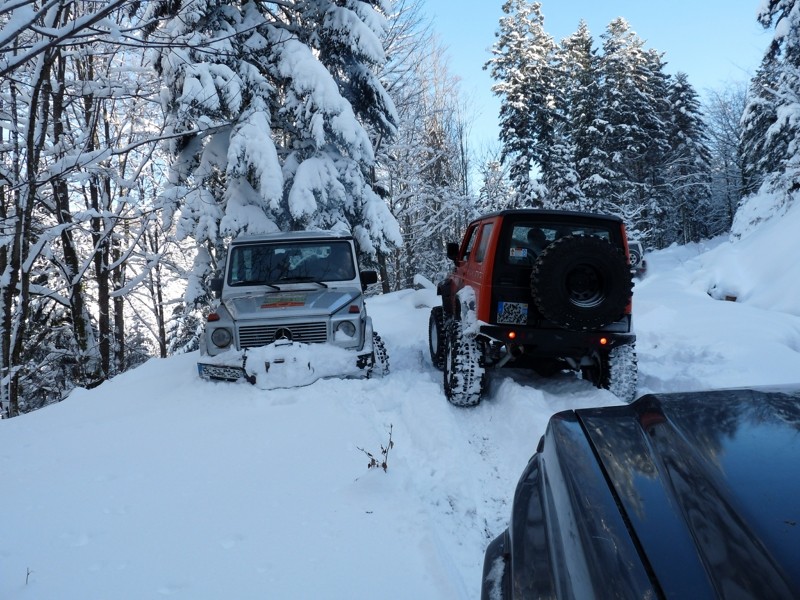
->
0, 0, 796, 416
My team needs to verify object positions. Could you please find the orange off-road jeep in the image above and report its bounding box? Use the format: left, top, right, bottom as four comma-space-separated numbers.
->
429, 209, 637, 406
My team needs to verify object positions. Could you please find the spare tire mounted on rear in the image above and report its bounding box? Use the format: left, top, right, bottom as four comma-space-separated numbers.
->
531, 235, 632, 330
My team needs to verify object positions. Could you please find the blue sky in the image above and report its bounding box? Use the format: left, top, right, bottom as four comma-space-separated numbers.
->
421, 0, 772, 150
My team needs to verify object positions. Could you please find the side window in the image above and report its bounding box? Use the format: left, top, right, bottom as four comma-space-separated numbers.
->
461, 225, 480, 261
475, 223, 494, 263
229, 247, 254, 283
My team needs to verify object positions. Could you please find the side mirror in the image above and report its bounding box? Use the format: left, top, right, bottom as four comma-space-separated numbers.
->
210, 277, 223, 298
446, 242, 460, 263
360, 270, 378, 291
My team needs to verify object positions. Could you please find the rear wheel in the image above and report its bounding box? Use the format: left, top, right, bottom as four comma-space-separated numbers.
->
443, 321, 486, 407
581, 343, 638, 402
429, 306, 446, 370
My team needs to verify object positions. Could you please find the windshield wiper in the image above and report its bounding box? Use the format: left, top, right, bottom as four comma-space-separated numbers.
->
230, 280, 280, 290
277, 276, 328, 288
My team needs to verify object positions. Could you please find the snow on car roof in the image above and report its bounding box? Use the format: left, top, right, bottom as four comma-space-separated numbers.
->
231, 230, 353, 244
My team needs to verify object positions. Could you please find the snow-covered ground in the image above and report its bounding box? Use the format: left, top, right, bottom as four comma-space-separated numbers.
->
3, 208, 800, 599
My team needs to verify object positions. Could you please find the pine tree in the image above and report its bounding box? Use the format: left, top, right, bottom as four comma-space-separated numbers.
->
551, 20, 598, 209
664, 73, 712, 244
740, 56, 781, 198
736, 0, 800, 235
596, 18, 646, 218
638, 48, 674, 243
487, 0, 557, 206
477, 158, 513, 213
141, 0, 403, 354
595, 19, 672, 243
145, 0, 401, 296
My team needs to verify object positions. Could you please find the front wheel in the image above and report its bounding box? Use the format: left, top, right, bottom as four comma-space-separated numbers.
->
369, 332, 390, 377
443, 322, 486, 407
429, 306, 447, 370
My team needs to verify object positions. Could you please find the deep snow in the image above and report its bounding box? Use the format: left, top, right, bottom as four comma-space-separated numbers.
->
3, 208, 800, 599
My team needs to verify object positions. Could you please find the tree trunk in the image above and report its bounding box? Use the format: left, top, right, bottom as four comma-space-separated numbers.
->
53, 51, 102, 387
3, 31, 64, 414
112, 221, 127, 372
376, 250, 391, 294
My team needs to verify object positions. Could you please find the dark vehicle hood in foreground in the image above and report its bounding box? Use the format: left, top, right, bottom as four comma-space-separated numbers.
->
577, 388, 800, 599
223, 288, 360, 320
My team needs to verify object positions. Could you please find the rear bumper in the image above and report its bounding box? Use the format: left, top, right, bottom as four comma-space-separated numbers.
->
479, 321, 635, 358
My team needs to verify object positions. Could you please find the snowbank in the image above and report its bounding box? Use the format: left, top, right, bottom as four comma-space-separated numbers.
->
2, 222, 800, 599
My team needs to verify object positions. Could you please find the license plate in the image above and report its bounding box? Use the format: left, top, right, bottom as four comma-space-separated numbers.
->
197, 363, 245, 381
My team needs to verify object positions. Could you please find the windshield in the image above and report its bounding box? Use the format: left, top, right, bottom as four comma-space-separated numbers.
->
228, 240, 357, 285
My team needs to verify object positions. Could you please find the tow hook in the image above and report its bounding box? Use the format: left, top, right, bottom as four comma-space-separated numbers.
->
242, 350, 256, 385
497, 343, 525, 368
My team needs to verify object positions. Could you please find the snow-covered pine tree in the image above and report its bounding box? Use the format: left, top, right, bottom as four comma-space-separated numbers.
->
735, 0, 800, 236
566, 23, 616, 214
144, 0, 402, 306
550, 20, 598, 210
487, 0, 557, 207
477, 159, 513, 213
739, 56, 781, 199
596, 19, 672, 243
664, 73, 713, 245
637, 48, 674, 244
542, 132, 580, 210
595, 18, 645, 220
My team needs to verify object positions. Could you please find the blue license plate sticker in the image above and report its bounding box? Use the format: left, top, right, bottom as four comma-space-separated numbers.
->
497, 302, 528, 325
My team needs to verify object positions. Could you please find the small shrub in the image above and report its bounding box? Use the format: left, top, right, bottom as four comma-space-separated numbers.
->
357, 424, 394, 472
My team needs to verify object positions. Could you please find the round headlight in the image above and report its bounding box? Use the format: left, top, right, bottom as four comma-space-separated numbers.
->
336, 321, 356, 338
211, 328, 233, 348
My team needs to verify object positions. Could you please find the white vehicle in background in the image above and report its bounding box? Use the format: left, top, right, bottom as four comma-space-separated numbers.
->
197, 231, 388, 389
628, 240, 647, 278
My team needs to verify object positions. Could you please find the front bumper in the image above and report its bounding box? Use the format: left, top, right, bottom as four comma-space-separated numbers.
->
197, 363, 249, 382
197, 338, 374, 389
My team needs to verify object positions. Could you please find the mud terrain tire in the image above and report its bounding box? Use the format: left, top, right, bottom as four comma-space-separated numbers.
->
369, 332, 390, 377
429, 306, 447, 370
581, 343, 638, 402
443, 321, 485, 407
532, 235, 632, 330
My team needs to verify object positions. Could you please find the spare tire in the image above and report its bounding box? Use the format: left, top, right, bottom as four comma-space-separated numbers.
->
531, 235, 632, 330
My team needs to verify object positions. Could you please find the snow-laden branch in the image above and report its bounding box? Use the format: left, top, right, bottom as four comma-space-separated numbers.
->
110, 251, 163, 298
2, 120, 231, 195
0, 0, 130, 78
